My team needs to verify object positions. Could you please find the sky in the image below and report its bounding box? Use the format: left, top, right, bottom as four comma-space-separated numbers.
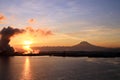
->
0, 0, 120, 48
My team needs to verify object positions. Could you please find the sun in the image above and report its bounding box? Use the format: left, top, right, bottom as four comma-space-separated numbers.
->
23, 40, 33, 54
24, 40, 32, 45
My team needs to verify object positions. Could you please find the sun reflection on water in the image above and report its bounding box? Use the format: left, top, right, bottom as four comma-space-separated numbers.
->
20, 57, 32, 80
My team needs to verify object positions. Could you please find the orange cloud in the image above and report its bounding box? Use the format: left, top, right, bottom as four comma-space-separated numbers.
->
39, 29, 53, 36
26, 26, 53, 36
0, 13, 6, 21
0, 13, 6, 24
28, 18, 36, 24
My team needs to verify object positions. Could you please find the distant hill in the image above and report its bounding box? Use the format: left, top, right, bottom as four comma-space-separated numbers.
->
71, 41, 108, 51
32, 41, 120, 52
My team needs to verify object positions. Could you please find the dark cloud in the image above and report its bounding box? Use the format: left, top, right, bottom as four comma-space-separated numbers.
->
0, 26, 25, 54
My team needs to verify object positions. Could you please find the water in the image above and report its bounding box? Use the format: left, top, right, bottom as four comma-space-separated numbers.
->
0, 56, 120, 80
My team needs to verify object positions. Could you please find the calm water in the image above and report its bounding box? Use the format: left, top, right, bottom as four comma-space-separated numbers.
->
0, 56, 120, 80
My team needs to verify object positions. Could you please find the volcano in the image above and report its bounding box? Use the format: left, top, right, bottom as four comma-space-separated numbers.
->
71, 41, 119, 51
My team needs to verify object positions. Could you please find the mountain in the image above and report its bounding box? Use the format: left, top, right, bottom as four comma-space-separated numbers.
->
71, 41, 108, 51
32, 41, 120, 52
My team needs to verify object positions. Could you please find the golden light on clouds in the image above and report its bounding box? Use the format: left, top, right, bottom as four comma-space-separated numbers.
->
23, 40, 33, 54
28, 18, 36, 24
0, 13, 6, 20
0, 13, 6, 24
9, 26, 54, 53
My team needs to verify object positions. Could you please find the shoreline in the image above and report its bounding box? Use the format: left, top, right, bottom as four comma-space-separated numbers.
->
0, 51, 120, 58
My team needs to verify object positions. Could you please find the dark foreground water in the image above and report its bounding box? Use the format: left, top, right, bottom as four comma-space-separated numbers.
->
0, 56, 120, 80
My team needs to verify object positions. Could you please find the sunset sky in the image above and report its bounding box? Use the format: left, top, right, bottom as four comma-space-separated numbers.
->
0, 0, 120, 48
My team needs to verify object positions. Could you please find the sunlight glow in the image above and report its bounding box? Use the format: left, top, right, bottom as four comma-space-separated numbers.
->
24, 40, 32, 45
23, 40, 33, 54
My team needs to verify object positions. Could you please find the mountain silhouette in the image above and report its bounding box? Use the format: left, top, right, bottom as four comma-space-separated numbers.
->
74, 41, 95, 47
72, 41, 108, 51
32, 41, 120, 52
